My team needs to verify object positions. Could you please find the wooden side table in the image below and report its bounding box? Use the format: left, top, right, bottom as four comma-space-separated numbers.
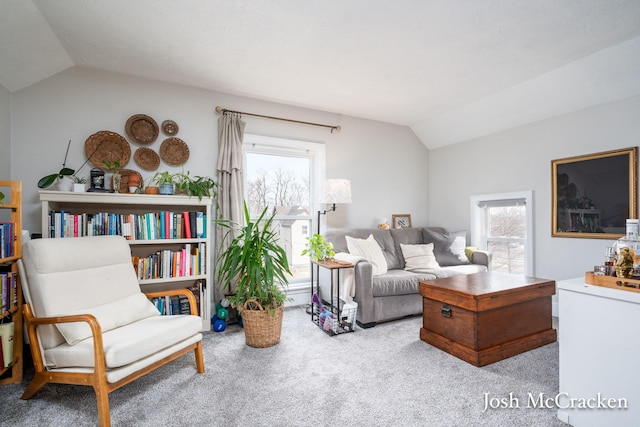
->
310, 259, 356, 335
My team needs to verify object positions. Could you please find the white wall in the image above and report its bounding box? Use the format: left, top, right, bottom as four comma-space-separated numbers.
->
0, 84, 10, 178
428, 94, 640, 281
10, 67, 428, 235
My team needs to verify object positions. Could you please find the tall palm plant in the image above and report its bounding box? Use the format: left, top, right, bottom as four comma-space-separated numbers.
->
216, 202, 291, 315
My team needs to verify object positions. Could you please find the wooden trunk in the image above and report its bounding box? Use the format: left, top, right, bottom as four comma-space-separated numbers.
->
419, 271, 557, 367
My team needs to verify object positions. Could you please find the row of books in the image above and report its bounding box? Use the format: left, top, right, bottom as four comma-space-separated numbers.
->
46, 210, 207, 240
149, 281, 204, 317
0, 222, 15, 258
132, 243, 206, 280
0, 272, 18, 314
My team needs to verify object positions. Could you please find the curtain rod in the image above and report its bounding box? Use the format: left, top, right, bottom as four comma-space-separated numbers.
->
215, 106, 341, 132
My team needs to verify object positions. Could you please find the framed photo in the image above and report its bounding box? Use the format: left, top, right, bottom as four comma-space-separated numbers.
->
392, 214, 412, 229
552, 147, 637, 239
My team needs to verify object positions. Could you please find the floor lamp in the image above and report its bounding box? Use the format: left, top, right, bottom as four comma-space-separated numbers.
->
317, 179, 352, 234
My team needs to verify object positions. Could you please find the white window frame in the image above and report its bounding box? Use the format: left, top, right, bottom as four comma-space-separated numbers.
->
243, 133, 326, 288
470, 191, 534, 276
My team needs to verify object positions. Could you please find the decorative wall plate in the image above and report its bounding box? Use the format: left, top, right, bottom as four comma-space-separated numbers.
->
160, 137, 190, 166
161, 119, 179, 136
134, 147, 161, 171
125, 114, 159, 144
84, 130, 131, 168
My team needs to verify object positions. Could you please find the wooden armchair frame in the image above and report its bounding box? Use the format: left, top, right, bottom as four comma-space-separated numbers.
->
21, 288, 205, 427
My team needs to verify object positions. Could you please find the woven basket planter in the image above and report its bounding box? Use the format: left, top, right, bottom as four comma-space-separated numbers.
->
238, 299, 284, 348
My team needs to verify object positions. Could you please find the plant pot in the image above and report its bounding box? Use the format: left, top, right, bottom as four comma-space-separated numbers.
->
159, 183, 174, 195
112, 172, 121, 193
73, 183, 86, 192
238, 299, 284, 348
145, 186, 159, 195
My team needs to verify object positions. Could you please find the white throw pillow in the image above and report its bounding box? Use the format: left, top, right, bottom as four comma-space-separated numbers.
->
345, 234, 388, 275
55, 293, 161, 345
400, 243, 440, 271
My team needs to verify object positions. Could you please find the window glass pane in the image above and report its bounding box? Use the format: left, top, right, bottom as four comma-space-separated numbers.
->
245, 147, 314, 284
245, 152, 309, 216
487, 206, 526, 238
488, 241, 525, 274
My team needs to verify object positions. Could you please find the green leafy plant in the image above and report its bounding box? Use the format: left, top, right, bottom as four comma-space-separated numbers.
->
73, 176, 88, 184
102, 161, 121, 173
216, 202, 292, 315
175, 172, 218, 200
0, 191, 4, 204
151, 171, 177, 186
38, 140, 77, 189
301, 233, 335, 261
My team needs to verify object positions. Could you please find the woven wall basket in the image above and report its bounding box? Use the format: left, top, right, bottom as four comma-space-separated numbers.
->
238, 299, 284, 348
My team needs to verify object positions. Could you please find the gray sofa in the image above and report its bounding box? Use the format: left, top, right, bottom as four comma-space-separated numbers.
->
323, 227, 489, 328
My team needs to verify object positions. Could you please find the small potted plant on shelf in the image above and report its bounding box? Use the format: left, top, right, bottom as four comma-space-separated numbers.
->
151, 171, 176, 195
215, 202, 291, 348
72, 176, 88, 192
301, 234, 335, 262
175, 172, 218, 200
38, 140, 77, 190
102, 161, 121, 193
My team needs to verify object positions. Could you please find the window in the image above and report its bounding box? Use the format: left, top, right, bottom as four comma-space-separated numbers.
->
470, 191, 534, 275
243, 134, 325, 284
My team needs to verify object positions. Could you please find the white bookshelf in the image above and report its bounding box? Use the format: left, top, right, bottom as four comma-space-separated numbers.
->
39, 190, 212, 331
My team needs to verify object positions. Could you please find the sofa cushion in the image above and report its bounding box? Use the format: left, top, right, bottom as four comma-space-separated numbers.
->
389, 227, 425, 268
346, 234, 388, 275
423, 229, 470, 266
400, 243, 440, 270
56, 293, 161, 345
44, 314, 203, 369
326, 229, 402, 270
372, 270, 437, 297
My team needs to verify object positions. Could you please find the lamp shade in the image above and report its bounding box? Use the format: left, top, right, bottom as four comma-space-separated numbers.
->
320, 179, 352, 204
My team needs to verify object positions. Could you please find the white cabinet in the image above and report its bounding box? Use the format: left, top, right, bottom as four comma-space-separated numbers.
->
39, 190, 212, 331
557, 277, 640, 426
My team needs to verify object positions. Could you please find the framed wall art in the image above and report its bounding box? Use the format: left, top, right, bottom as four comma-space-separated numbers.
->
552, 147, 638, 239
392, 214, 412, 229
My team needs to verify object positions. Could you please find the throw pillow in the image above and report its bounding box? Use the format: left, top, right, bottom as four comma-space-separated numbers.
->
400, 243, 440, 271
345, 234, 388, 275
423, 229, 470, 266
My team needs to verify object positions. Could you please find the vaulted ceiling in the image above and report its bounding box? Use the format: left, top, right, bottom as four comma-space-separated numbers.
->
2, 0, 640, 148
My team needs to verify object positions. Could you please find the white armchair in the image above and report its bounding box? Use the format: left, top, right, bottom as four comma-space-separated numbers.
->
18, 235, 205, 427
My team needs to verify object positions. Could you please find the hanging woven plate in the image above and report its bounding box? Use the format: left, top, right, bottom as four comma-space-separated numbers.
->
125, 114, 159, 144
160, 137, 190, 166
161, 119, 179, 136
84, 130, 131, 168
134, 147, 161, 171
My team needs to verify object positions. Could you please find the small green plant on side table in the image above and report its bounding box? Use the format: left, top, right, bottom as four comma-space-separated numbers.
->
302, 233, 335, 262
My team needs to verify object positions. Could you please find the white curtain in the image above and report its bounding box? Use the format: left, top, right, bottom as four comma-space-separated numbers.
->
216, 113, 246, 296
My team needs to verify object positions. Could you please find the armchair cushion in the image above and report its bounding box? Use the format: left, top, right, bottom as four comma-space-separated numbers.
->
56, 293, 160, 345
45, 314, 202, 369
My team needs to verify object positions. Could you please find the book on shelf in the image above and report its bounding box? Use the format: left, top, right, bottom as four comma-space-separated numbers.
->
0, 272, 17, 313
0, 222, 15, 258
0, 321, 14, 368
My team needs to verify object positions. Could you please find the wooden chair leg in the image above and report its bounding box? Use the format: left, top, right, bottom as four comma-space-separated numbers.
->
93, 383, 111, 427
20, 373, 49, 400
194, 342, 205, 373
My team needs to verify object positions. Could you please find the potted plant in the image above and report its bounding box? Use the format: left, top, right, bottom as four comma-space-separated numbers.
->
175, 172, 218, 200
38, 140, 76, 190
72, 176, 88, 192
216, 202, 292, 348
102, 161, 122, 193
151, 171, 176, 195
302, 233, 335, 262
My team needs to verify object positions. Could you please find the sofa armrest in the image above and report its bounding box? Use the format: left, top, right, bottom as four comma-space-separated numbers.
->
353, 261, 375, 324
470, 249, 491, 268
145, 289, 199, 316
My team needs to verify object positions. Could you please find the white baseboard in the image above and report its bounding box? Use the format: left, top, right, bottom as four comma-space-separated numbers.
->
285, 283, 311, 307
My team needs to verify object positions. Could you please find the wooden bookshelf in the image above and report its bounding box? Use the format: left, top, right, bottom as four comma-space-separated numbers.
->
39, 190, 212, 331
0, 180, 23, 385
